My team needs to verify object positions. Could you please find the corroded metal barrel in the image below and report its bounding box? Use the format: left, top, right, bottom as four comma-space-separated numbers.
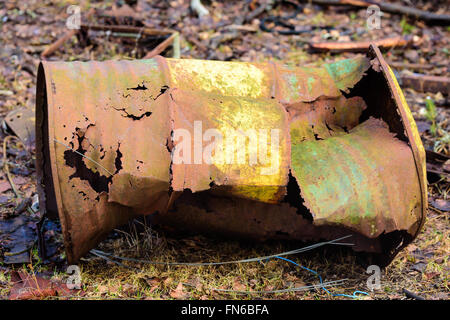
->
36, 45, 427, 264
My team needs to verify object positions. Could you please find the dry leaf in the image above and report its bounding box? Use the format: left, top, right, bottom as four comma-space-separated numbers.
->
233, 277, 246, 291
9, 271, 79, 300
97, 285, 109, 295
170, 282, 186, 299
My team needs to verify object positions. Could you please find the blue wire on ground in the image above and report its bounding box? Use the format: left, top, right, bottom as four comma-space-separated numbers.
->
274, 256, 369, 299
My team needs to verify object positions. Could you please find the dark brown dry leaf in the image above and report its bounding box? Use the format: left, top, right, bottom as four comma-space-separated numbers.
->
232, 277, 246, 291
293, 280, 306, 288
424, 272, 440, 280
143, 276, 162, 287
169, 282, 186, 299
121, 283, 135, 295
97, 285, 109, 295
249, 279, 258, 288
163, 277, 173, 286
8, 271, 81, 300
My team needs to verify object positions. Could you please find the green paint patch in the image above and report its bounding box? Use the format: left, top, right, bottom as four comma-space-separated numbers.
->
288, 74, 298, 88
142, 58, 159, 69
307, 77, 315, 93
324, 57, 370, 92
289, 118, 410, 232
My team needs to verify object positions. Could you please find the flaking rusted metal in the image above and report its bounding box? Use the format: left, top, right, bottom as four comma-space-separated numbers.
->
36, 45, 427, 264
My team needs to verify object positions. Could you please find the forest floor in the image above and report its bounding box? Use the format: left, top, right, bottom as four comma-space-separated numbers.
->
0, 0, 448, 300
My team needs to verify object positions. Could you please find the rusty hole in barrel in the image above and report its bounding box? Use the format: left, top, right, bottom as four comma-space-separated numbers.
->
342, 66, 408, 142
63, 128, 122, 194
114, 143, 123, 174
284, 171, 313, 221
313, 133, 323, 141
63, 132, 111, 194
127, 82, 147, 91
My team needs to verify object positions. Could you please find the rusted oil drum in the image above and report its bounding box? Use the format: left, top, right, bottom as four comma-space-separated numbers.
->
36, 45, 427, 264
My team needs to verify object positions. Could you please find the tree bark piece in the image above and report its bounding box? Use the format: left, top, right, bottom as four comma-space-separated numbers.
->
400, 73, 450, 95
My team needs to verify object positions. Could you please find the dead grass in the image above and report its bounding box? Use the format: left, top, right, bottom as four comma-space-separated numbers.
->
2, 207, 446, 300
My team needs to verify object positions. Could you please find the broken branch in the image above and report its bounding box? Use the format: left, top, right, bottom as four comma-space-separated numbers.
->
143, 32, 180, 59
80, 24, 174, 37
387, 61, 434, 71
40, 29, 78, 59
306, 0, 450, 25
309, 36, 412, 53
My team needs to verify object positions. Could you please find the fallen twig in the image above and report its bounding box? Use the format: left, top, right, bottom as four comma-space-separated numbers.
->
309, 36, 412, 53
426, 150, 450, 182
399, 73, 450, 95
387, 61, 434, 71
143, 32, 180, 59
245, 0, 275, 23
209, 32, 241, 50
40, 8, 95, 59
185, 35, 207, 52
80, 24, 174, 37
41, 14, 177, 59
82, 25, 179, 58
191, 0, 209, 17
40, 29, 79, 59
222, 24, 259, 32
307, 0, 450, 25
402, 288, 425, 300
368, 1, 450, 25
